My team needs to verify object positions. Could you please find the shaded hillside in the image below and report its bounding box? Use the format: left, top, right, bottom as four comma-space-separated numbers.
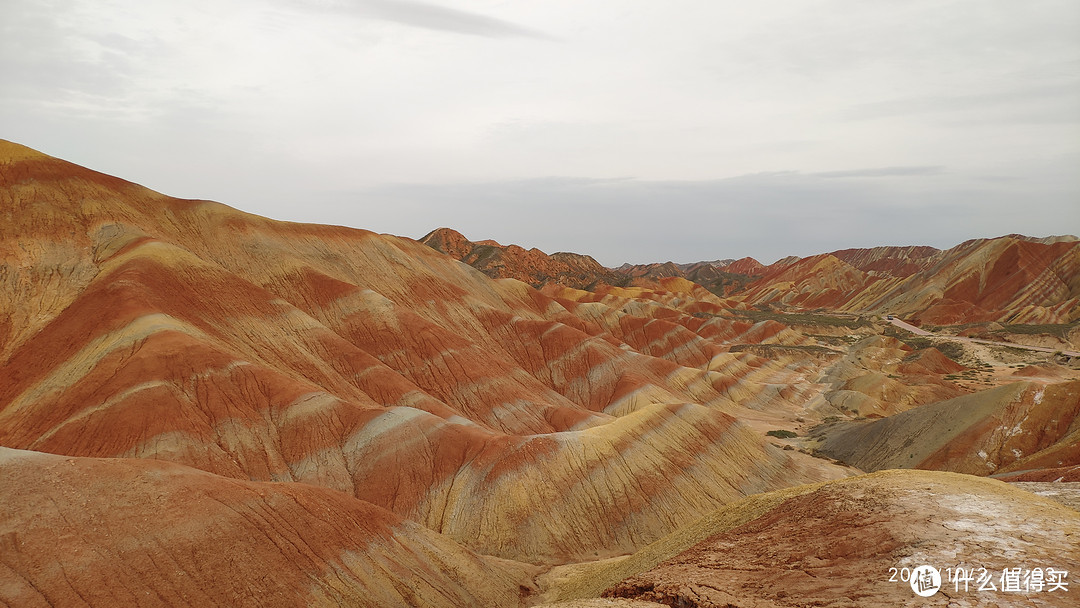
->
812, 380, 1080, 475
420, 227, 624, 290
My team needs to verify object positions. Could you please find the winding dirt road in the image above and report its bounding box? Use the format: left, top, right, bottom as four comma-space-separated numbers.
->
887, 318, 1080, 357
888, 318, 930, 336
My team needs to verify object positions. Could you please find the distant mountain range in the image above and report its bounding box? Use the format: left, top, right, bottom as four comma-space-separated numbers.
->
425, 228, 1079, 325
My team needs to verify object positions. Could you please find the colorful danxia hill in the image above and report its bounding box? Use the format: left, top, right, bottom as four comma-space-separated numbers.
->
1, 139, 1078, 608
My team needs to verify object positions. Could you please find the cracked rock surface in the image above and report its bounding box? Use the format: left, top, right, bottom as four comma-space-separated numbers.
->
603, 470, 1080, 608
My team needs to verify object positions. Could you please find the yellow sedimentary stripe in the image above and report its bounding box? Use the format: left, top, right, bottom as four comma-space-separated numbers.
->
424, 401, 806, 562
27, 379, 170, 448
603, 383, 681, 417
118, 429, 208, 461
340, 406, 437, 473
95, 236, 218, 277
279, 391, 343, 426
0, 313, 218, 424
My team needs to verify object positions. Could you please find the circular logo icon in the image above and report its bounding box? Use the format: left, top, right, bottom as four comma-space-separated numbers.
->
910, 565, 941, 597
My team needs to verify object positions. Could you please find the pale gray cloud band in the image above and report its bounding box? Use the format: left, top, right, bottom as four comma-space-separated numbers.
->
295, 0, 552, 38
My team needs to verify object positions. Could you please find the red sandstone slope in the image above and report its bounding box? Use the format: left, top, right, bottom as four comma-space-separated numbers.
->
439, 231, 1044, 316
0, 139, 852, 580
0, 447, 535, 608
420, 227, 622, 289
740, 253, 879, 310
616, 258, 765, 297
895, 236, 1080, 324
723, 256, 766, 276
816, 336, 968, 418
738, 237, 1080, 324
830, 244, 940, 277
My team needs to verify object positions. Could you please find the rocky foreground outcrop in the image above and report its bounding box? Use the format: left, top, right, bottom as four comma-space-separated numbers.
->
589, 471, 1080, 607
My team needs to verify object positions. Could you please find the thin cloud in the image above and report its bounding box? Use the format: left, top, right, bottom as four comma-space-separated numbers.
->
297, 0, 553, 39
812, 166, 945, 179
842, 82, 1080, 122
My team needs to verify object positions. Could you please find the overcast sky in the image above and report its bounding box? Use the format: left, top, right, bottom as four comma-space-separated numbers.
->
2, 1, 1078, 265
